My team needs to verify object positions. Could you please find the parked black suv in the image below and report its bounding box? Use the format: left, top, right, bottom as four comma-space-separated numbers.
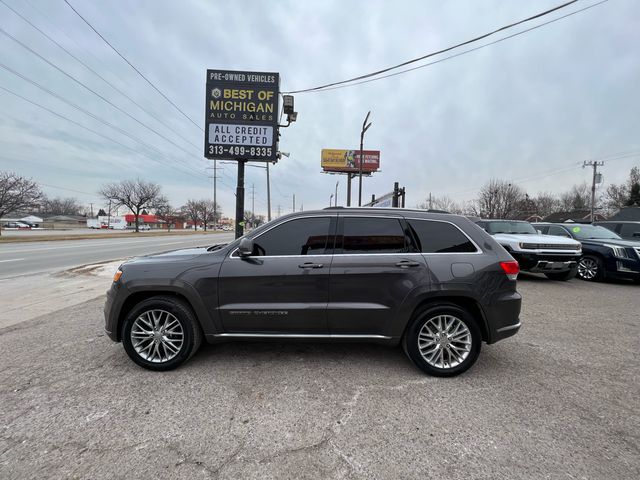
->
105, 209, 522, 376
594, 221, 640, 241
536, 223, 640, 283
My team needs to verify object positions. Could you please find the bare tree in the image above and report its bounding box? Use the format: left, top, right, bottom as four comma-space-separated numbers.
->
532, 192, 560, 218
199, 200, 217, 232
154, 196, 179, 232
0, 172, 42, 236
417, 195, 462, 214
99, 179, 162, 233
559, 183, 592, 211
181, 199, 201, 230
476, 179, 525, 219
40, 195, 83, 216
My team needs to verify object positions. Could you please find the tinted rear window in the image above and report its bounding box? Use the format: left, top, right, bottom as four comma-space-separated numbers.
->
340, 217, 408, 254
408, 219, 477, 253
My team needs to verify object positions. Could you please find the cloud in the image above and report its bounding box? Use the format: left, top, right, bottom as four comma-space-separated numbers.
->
0, 0, 638, 214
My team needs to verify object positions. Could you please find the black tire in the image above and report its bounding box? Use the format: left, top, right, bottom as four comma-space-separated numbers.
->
544, 269, 577, 281
402, 303, 481, 377
577, 255, 604, 282
121, 296, 202, 371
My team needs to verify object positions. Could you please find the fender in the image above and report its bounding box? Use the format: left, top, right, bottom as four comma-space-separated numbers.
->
386, 284, 489, 340
116, 277, 220, 339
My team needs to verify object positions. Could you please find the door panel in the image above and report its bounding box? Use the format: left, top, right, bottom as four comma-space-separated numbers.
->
218, 255, 331, 332
218, 216, 335, 333
327, 216, 429, 335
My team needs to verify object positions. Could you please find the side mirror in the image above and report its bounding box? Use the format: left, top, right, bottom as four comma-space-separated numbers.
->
238, 238, 254, 257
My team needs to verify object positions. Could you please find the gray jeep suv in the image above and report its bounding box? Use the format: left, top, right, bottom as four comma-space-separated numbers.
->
105, 208, 522, 376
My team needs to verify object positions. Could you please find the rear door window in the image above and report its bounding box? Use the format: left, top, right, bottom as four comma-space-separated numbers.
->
620, 223, 640, 239
548, 226, 571, 237
407, 219, 477, 253
339, 217, 408, 254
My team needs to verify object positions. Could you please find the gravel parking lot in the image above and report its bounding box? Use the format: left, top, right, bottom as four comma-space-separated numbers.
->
1, 276, 638, 479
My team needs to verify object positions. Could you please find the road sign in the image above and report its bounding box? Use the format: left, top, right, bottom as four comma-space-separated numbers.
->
321, 149, 380, 173
205, 69, 279, 162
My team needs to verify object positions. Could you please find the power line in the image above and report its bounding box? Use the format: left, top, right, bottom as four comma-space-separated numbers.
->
0, 62, 207, 180
284, 0, 580, 94
446, 149, 640, 198
0, 84, 210, 184
311, 0, 608, 93
63, 0, 203, 132
0, 26, 204, 163
0, 0, 200, 152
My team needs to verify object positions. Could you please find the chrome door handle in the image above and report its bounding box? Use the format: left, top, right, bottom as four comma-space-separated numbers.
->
298, 262, 323, 269
395, 260, 421, 268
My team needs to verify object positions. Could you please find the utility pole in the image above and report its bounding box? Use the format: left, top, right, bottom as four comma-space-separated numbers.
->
584, 161, 605, 223
266, 163, 272, 221
252, 183, 256, 226
235, 161, 245, 239
358, 111, 372, 206
293, 194, 296, 213
429, 192, 433, 210
107, 199, 112, 228
90, 203, 94, 217
207, 162, 222, 228
277, 205, 282, 217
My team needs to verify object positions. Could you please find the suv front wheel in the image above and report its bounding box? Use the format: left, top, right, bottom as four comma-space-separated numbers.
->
403, 304, 481, 377
121, 296, 202, 371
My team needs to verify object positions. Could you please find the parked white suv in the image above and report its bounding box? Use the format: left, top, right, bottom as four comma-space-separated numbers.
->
476, 220, 582, 280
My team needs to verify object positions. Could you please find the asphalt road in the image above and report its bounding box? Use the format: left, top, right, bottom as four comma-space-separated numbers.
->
0, 233, 235, 279
1, 276, 638, 479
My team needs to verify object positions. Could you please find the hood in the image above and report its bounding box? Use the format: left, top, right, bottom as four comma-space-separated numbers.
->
125, 246, 210, 264
492, 233, 581, 246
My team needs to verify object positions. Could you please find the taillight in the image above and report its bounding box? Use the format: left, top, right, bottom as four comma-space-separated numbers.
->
500, 261, 519, 280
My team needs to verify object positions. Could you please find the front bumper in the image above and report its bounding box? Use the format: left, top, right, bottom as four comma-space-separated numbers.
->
104, 282, 126, 342
512, 252, 579, 273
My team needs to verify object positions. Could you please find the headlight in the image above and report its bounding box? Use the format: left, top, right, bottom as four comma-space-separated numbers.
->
604, 244, 629, 259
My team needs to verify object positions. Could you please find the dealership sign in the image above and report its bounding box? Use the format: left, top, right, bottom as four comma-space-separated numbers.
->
321, 149, 380, 173
205, 69, 279, 162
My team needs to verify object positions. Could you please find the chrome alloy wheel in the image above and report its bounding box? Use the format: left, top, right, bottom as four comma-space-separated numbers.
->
130, 309, 184, 363
418, 315, 471, 369
578, 257, 598, 280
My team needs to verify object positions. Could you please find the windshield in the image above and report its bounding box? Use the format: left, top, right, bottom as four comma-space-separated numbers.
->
484, 221, 537, 235
568, 225, 621, 240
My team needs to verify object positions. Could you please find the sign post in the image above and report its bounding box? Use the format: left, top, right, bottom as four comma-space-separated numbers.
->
204, 69, 280, 238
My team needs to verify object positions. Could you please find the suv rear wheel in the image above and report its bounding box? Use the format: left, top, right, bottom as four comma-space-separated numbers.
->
121, 296, 202, 371
403, 304, 481, 377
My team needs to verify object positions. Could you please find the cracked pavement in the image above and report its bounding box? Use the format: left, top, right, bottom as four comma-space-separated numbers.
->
1, 275, 639, 479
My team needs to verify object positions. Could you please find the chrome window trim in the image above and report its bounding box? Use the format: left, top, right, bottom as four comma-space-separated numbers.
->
403, 217, 483, 255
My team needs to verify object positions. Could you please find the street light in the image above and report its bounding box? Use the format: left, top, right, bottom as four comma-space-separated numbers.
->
335, 181, 339, 206
358, 111, 372, 207
329, 193, 334, 207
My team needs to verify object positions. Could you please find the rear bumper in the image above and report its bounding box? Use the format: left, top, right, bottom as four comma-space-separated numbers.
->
484, 290, 522, 344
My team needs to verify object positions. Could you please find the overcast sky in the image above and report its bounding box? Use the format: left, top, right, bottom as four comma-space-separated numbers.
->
1, 0, 638, 217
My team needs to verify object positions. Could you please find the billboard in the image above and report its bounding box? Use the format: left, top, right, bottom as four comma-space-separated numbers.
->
205, 69, 279, 162
321, 149, 380, 173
